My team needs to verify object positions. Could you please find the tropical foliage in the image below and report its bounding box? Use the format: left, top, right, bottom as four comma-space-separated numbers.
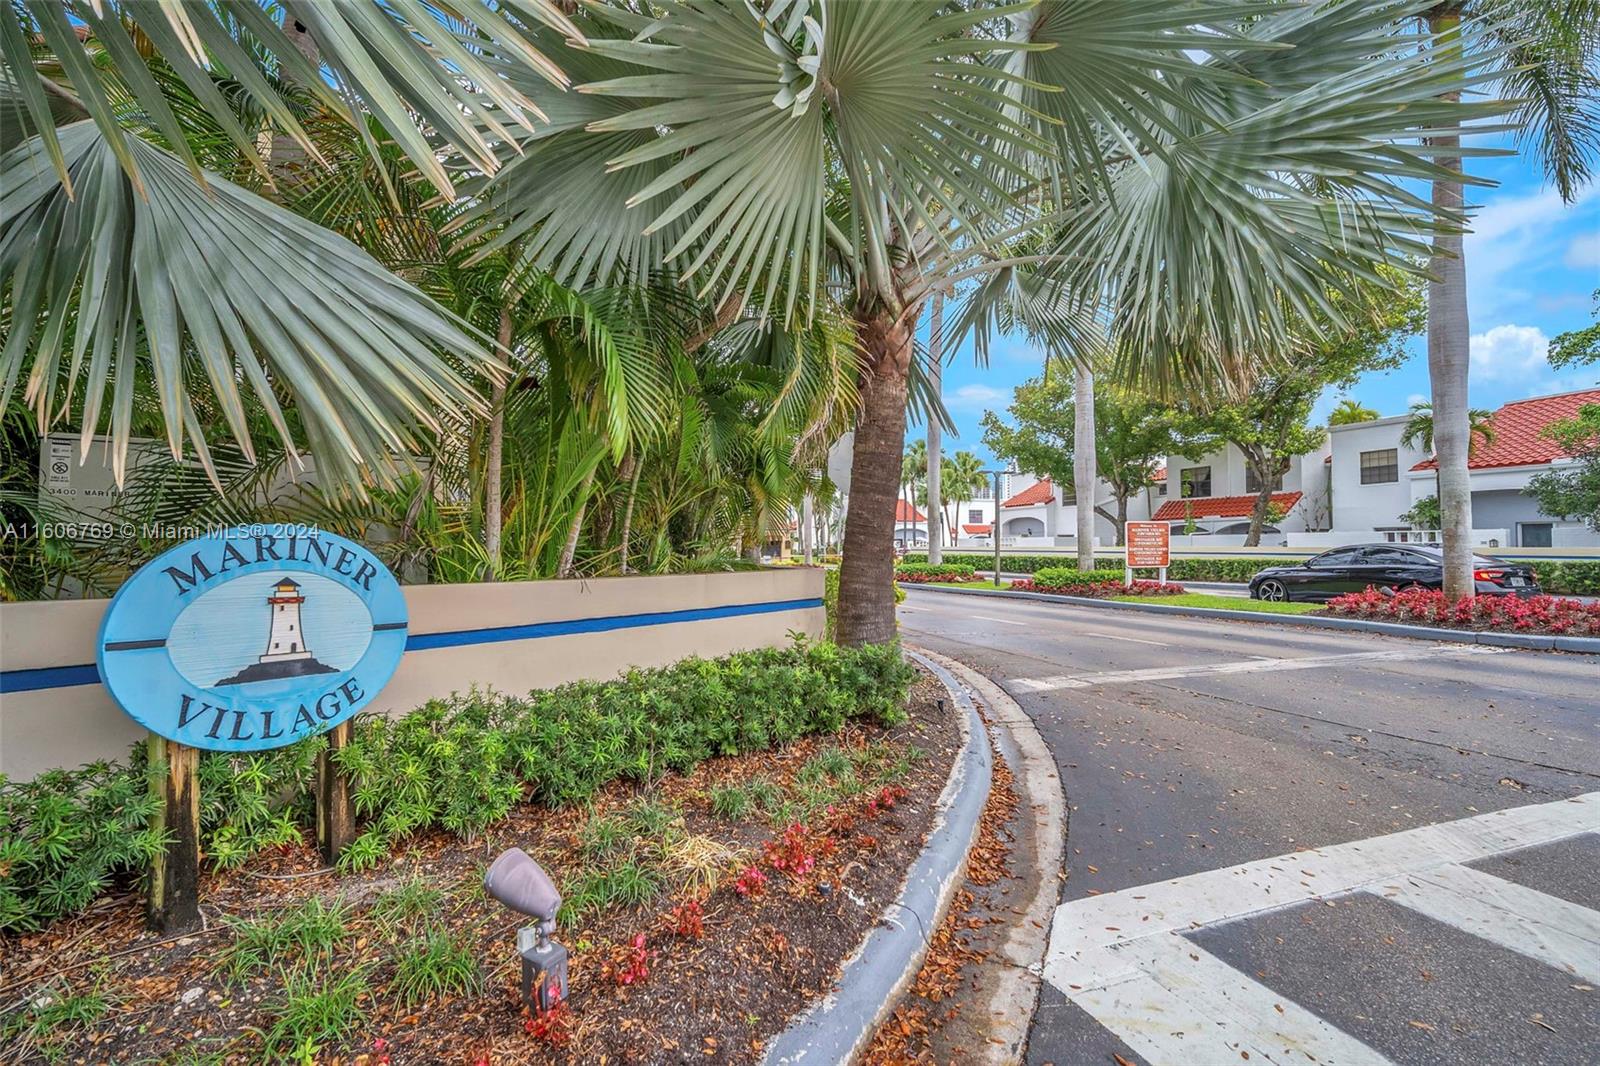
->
0, 1, 1541, 640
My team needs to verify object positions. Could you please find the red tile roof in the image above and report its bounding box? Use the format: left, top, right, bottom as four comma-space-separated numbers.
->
1152, 466, 1167, 481
1152, 491, 1303, 523
1001, 478, 1056, 507
962, 524, 991, 535
895, 499, 926, 522
1410, 388, 1600, 471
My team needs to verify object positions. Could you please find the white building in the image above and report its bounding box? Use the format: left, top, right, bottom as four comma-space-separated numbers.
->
1334, 388, 1600, 548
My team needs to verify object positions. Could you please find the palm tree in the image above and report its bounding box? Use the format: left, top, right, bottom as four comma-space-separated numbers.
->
2, 1, 585, 489
1330, 399, 1381, 425
467, 2, 1504, 644
901, 440, 928, 551
1073, 363, 1097, 571
1401, 400, 1498, 531
1416, 1, 1600, 596
942, 451, 987, 548
7, 3, 1510, 645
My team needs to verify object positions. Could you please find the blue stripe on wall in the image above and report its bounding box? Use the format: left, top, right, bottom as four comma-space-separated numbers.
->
0, 597, 824, 694
2, 663, 103, 694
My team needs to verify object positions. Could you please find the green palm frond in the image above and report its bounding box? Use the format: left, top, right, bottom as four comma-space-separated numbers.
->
2, 0, 581, 196
1, 122, 496, 488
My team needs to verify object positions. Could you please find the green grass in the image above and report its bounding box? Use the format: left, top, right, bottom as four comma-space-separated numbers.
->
254, 965, 369, 1063
911, 579, 1009, 590
390, 927, 481, 1006
2, 982, 112, 1064
1113, 593, 1321, 614
218, 896, 351, 983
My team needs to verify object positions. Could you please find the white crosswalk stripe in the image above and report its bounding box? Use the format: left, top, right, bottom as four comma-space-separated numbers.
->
1009, 644, 1510, 693
1043, 793, 1600, 1065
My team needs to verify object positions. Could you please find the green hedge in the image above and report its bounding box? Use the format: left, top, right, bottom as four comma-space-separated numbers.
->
1529, 561, 1600, 596
1031, 566, 1117, 587
895, 562, 977, 581
903, 552, 1123, 574
0, 640, 915, 932
905, 552, 1600, 593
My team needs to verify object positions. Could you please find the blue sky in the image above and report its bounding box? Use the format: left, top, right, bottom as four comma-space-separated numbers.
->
926, 130, 1600, 466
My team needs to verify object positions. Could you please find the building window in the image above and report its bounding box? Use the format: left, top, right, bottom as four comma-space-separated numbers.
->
1360, 448, 1399, 485
1180, 466, 1211, 498
1245, 466, 1283, 494
968, 509, 984, 523
1156, 481, 1167, 496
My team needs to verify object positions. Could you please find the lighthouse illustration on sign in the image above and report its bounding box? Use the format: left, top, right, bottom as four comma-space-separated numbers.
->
216, 577, 339, 686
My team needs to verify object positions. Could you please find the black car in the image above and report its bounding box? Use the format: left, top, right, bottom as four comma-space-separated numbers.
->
1248, 544, 1541, 603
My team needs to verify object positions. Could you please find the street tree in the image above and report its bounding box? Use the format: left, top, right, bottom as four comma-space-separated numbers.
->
4, 3, 1514, 644
981, 377, 1208, 546
468, 1, 1507, 645
1186, 274, 1425, 546
1413, 1, 1600, 597
940, 451, 988, 548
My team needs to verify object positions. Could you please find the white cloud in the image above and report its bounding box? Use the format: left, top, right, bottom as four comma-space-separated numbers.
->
1462, 185, 1599, 323
1406, 393, 1430, 409
1469, 323, 1548, 382
945, 383, 1010, 413
1566, 231, 1600, 271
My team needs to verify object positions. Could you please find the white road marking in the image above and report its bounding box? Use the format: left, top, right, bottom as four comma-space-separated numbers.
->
1072, 934, 1397, 1066
971, 614, 1027, 627
1373, 863, 1600, 983
1045, 794, 1600, 1059
1010, 644, 1511, 692
1083, 631, 1167, 646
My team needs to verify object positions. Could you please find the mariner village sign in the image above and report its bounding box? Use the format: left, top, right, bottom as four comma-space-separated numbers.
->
100, 528, 408, 932
98, 528, 408, 752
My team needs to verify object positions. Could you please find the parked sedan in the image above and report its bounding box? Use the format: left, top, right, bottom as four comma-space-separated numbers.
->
1248, 544, 1541, 603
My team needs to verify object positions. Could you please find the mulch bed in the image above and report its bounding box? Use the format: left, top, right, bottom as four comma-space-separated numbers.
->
1, 673, 959, 1065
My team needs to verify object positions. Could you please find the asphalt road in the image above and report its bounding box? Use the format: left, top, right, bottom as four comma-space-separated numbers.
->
898, 587, 1600, 1066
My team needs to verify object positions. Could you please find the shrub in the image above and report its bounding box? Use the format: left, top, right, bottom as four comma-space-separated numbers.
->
2, 640, 916, 932
1010, 567, 1186, 598
893, 562, 977, 583
0, 761, 164, 932
1012, 576, 1185, 598
1529, 560, 1600, 596
1325, 587, 1600, 635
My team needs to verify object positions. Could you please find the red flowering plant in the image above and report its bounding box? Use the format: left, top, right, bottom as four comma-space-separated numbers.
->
1325, 586, 1600, 636
762, 822, 829, 880
669, 898, 705, 939
1011, 570, 1185, 598
524, 999, 573, 1046
733, 865, 768, 898
609, 933, 653, 987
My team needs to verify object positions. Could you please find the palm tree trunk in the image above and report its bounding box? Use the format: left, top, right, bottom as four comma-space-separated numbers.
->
1073, 362, 1096, 571
484, 307, 512, 578
838, 307, 914, 646
926, 294, 944, 565
800, 491, 815, 565
557, 468, 595, 578
1429, 7, 1474, 599
618, 451, 640, 574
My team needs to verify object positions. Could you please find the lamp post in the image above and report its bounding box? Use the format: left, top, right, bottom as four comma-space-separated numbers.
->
980, 468, 1018, 588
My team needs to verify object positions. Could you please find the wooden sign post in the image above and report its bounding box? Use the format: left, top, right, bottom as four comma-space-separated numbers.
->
1124, 521, 1171, 584
317, 720, 358, 864
97, 528, 408, 930
145, 735, 201, 933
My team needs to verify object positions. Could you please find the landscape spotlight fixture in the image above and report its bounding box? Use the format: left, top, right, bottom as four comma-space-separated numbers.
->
485, 847, 568, 1015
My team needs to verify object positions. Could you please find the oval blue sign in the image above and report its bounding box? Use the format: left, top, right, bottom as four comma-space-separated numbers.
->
97, 528, 408, 752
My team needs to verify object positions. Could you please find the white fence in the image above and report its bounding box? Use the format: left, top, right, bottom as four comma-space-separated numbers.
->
1286, 529, 1511, 548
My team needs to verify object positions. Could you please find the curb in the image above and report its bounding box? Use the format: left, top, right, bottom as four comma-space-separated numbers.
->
909, 646, 1067, 1065
898, 582, 1600, 655
762, 650, 994, 1066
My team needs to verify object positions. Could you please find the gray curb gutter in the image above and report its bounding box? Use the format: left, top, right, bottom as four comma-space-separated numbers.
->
763, 651, 993, 1066
898, 582, 1600, 655
909, 646, 1067, 1066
